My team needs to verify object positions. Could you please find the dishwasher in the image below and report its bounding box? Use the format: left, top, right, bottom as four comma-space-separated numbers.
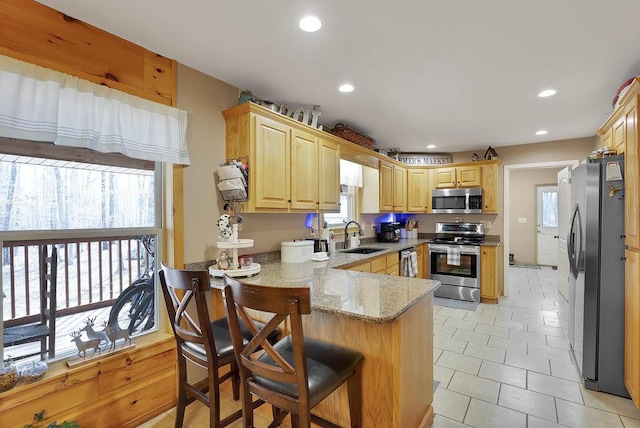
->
400, 248, 418, 277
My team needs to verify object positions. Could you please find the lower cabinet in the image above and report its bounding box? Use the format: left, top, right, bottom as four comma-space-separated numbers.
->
625, 248, 640, 407
0, 337, 177, 427
344, 252, 399, 276
480, 245, 498, 303
416, 243, 426, 279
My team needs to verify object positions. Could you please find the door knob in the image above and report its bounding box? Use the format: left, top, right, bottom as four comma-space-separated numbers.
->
553, 235, 559, 239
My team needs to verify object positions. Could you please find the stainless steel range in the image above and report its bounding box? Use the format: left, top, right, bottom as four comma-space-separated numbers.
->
428, 222, 485, 302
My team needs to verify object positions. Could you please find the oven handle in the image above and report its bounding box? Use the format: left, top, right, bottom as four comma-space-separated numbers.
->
428, 248, 480, 256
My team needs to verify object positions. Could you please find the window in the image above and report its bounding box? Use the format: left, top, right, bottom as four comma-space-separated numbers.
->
1, 139, 161, 363
323, 185, 356, 227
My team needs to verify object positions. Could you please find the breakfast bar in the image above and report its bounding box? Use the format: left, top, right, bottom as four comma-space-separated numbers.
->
210, 244, 440, 428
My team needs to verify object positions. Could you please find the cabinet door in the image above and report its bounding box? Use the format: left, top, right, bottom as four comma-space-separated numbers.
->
456, 166, 481, 187
602, 128, 613, 150
416, 244, 425, 278
254, 116, 290, 209
481, 163, 498, 213
625, 103, 638, 249
433, 167, 457, 188
318, 139, 341, 212
625, 248, 640, 408
407, 169, 429, 212
393, 164, 407, 212
613, 116, 626, 155
347, 262, 371, 273
379, 161, 394, 211
290, 128, 318, 210
480, 246, 497, 302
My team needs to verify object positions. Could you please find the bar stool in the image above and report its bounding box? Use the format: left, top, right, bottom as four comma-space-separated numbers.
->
160, 264, 278, 428
223, 275, 364, 428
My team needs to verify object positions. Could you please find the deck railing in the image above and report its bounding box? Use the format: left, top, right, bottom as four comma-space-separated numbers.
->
2, 236, 153, 327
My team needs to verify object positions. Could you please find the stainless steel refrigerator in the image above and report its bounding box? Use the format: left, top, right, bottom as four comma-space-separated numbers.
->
567, 155, 629, 397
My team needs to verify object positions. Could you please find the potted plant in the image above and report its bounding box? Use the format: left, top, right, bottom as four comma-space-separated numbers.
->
20, 360, 48, 383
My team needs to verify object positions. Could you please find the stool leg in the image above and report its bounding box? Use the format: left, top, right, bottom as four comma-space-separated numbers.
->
346, 366, 363, 428
231, 361, 240, 400
175, 359, 188, 427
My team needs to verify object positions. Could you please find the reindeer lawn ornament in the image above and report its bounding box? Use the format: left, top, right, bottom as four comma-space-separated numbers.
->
101, 320, 132, 351
81, 317, 109, 349
70, 330, 101, 359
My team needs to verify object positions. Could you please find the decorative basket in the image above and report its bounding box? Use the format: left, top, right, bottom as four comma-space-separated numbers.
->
330, 123, 376, 150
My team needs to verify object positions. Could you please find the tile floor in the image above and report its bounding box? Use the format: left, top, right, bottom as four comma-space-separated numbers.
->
432, 266, 640, 428
141, 266, 640, 427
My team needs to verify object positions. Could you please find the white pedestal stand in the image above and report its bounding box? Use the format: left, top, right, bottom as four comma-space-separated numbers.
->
209, 225, 261, 278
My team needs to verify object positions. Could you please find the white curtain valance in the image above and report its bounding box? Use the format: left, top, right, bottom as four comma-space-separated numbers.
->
340, 159, 363, 187
0, 54, 189, 165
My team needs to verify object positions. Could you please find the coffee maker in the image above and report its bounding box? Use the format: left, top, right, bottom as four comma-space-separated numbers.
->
305, 238, 328, 252
377, 222, 400, 242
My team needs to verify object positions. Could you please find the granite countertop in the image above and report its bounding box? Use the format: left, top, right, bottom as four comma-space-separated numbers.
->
209, 238, 440, 324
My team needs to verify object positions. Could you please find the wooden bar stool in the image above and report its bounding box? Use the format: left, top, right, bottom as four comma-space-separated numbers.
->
160, 264, 279, 428
223, 275, 364, 428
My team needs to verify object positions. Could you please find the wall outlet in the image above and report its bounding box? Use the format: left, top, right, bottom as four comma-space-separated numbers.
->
486, 220, 493, 229
371, 223, 376, 231
518, 217, 527, 224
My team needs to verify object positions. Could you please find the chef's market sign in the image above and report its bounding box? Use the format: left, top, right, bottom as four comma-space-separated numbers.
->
393, 153, 453, 165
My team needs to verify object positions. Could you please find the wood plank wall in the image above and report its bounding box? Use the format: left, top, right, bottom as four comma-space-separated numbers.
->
0, 1, 180, 426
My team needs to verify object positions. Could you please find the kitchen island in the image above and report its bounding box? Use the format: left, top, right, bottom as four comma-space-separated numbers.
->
209, 239, 440, 428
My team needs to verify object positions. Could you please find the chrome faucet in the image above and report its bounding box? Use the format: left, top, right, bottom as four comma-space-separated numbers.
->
343, 220, 364, 249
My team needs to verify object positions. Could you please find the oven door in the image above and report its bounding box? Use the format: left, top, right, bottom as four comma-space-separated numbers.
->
428, 244, 480, 288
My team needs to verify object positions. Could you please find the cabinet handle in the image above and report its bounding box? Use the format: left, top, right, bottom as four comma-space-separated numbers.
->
287, 199, 291, 203
316, 201, 320, 205
621, 234, 626, 238
621, 257, 627, 260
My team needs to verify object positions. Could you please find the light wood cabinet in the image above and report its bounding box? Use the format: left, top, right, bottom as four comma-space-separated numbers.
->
613, 116, 626, 154
601, 127, 613, 150
480, 245, 498, 303
416, 243, 426, 279
407, 169, 430, 212
624, 101, 638, 249
625, 248, 640, 405
224, 103, 340, 213
344, 252, 399, 276
379, 160, 407, 212
481, 162, 499, 213
433, 165, 481, 188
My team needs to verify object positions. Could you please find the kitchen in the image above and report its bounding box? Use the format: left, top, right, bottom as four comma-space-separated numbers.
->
1, 1, 640, 427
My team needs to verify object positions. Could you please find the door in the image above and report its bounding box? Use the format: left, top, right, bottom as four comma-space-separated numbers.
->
536, 185, 559, 266
557, 168, 571, 301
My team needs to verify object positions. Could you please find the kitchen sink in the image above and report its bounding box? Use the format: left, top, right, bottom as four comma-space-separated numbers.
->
341, 247, 385, 254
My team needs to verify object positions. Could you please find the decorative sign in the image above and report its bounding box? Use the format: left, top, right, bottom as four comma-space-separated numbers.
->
280, 104, 323, 130
393, 153, 453, 166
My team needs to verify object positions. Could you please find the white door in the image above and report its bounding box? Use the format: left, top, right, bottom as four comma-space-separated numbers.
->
557, 168, 571, 301
537, 185, 559, 266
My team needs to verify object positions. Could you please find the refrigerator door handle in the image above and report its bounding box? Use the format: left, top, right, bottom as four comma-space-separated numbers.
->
567, 203, 580, 278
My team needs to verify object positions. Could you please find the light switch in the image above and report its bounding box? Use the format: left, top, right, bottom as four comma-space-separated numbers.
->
518, 217, 527, 224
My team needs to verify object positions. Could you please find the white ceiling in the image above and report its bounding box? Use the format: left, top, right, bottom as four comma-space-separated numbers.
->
39, 0, 640, 154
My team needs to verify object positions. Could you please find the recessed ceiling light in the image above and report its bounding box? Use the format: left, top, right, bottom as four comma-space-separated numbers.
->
426, 144, 436, 149
338, 84, 354, 93
299, 16, 322, 32
538, 89, 557, 98
536, 130, 548, 136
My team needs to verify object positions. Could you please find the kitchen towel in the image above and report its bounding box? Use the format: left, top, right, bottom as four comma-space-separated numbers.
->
447, 246, 461, 266
401, 250, 417, 277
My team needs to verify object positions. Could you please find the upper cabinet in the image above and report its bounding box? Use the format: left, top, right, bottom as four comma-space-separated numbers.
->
223, 103, 340, 213
481, 162, 499, 213
380, 160, 406, 212
432, 165, 481, 188
407, 168, 430, 212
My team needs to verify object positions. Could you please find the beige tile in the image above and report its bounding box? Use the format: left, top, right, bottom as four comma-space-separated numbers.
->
438, 307, 469, 319
487, 335, 528, 354
444, 317, 478, 331
434, 346, 444, 363
464, 312, 496, 325
527, 343, 573, 363
546, 335, 571, 350
434, 315, 448, 325
433, 414, 470, 428
528, 372, 583, 404
527, 415, 569, 428
556, 398, 624, 428
511, 312, 545, 325
453, 328, 490, 345
621, 416, 640, 428
138, 410, 176, 427
482, 307, 513, 320
436, 350, 482, 375
434, 364, 455, 388
475, 322, 510, 338
549, 359, 581, 382
448, 371, 501, 404
434, 335, 469, 353
433, 387, 471, 422
478, 360, 527, 389
581, 387, 640, 421
494, 319, 527, 330
464, 398, 526, 428
505, 350, 551, 375
528, 323, 566, 338
435, 324, 457, 338
509, 328, 548, 345
463, 342, 506, 364
544, 317, 569, 328
499, 384, 557, 422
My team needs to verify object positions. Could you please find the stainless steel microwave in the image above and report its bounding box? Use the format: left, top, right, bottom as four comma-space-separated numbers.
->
432, 188, 483, 214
